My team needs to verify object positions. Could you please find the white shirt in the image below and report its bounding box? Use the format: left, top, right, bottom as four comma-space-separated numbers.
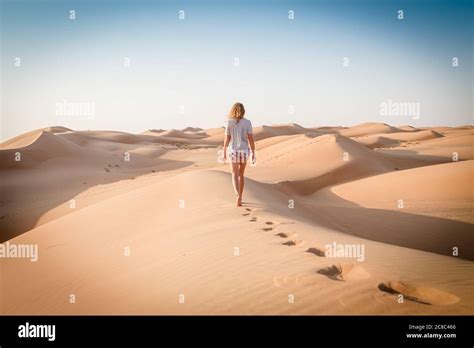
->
225, 118, 253, 151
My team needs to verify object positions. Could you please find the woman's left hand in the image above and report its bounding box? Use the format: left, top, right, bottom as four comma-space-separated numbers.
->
251, 151, 256, 165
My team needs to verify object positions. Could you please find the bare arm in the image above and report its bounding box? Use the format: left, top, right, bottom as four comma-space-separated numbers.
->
224, 134, 231, 149
248, 133, 256, 164
223, 134, 231, 161
247, 133, 255, 153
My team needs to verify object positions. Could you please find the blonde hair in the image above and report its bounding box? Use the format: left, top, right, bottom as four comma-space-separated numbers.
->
228, 102, 245, 123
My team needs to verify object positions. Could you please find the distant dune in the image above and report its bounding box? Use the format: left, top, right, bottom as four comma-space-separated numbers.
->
0, 126, 73, 149
1, 122, 473, 315
181, 126, 204, 132
338, 122, 405, 137
0, 131, 86, 170
353, 130, 444, 149
252, 123, 310, 141
249, 133, 396, 194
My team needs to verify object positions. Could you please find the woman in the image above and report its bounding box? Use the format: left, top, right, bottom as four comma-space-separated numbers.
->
223, 102, 256, 206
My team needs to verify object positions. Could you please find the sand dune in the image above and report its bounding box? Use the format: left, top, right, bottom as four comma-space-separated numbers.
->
0, 131, 86, 170
0, 126, 73, 149
310, 126, 345, 133
353, 136, 402, 149
397, 125, 420, 132
142, 130, 221, 146
372, 131, 474, 173
306, 160, 473, 259
252, 123, 311, 141
181, 126, 204, 132
254, 134, 303, 150
381, 129, 443, 142
1, 122, 473, 315
422, 125, 473, 133
142, 128, 166, 134
154, 129, 209, 139
354, 130, 443, 149
329, 160, 473, 203
248, 133, 396, 194
338, 122, 405, 137
65, 130, 155, 145
0, 129, 203, 240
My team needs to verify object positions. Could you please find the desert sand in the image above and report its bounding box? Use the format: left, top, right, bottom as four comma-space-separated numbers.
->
0, 122, 473, 314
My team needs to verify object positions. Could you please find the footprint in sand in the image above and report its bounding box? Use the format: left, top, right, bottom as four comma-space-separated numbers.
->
245, 208, 252, 212
249, 217, 257, 222
282, 239, 303, 246
317, 263, 370, 281
242, 213, 251, 216
306, 247, 326, 257
268, 220, 295, 228
378, 281, 459, 305
262, 227, 273, 231
275, 232, 297, 239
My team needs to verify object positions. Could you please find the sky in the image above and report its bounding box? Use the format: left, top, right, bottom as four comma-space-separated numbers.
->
0, 0, 473, 141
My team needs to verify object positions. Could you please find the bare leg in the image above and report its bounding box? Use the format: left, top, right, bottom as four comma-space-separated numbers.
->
230, 161, 240, 197
237, 161, 247, 206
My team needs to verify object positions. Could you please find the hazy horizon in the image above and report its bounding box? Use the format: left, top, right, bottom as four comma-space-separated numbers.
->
5, 119, 474, 139
1, 0, 473, 141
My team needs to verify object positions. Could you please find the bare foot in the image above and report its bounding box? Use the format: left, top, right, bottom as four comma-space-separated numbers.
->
236, 196, 242, 206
